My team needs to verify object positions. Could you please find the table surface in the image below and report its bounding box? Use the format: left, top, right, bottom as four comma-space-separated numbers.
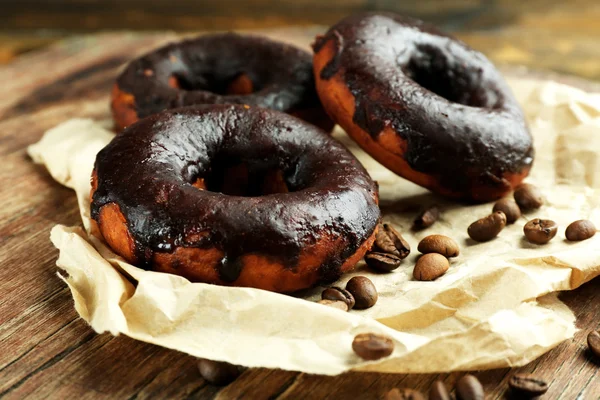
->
0, 29, 599, 400
3, 0, 600, 81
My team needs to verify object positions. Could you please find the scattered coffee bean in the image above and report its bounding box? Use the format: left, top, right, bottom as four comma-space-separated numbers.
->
384, 388, 426, 400
322, 286, 355, 310
509, 373, 549, 398
413, 205, 440, 230
493, 198, 521, 224
514, 183, 544, 210
197, 358, 242, 386
565, 219, 596, 241
429, 380, 451, 400
468, 211, 507, 242
413, 253, 449, 281
365, 252, 402, 272
317, 299, 349, 311
523, 218, 558, 244
417, 234, 460, 258
587, 330, 600, 358
352, 332, 394, 360
346, 276, 378, 309
374, 224, 411, 259
455, 374, 484, 400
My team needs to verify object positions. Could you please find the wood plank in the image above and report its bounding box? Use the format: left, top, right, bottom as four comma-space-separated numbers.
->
4, 1, 600, 80
4, 0, 598, 32
0, 30, 599, 400
0, 34, 63, 64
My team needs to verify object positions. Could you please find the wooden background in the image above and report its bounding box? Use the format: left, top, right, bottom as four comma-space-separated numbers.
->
1, 1, 600, 399
2, 0, 600, 80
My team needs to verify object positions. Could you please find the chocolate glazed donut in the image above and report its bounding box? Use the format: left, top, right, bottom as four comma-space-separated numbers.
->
112, 33, 334, 132
313, 13, 534, 202
91, 105, 380, 293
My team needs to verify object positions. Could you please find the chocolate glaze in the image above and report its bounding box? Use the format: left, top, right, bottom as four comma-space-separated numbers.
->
314, 13, 534, 196
116, 33, 325, 120
91, 105, 380, 283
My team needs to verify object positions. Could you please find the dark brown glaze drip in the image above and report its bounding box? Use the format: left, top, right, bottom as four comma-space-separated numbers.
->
91, 105, 380, 283
316, 13, 534, 195
116, 33, 325, 120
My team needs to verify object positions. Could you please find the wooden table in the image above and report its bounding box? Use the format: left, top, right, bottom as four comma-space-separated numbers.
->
1, 30, 599, 400
4, 0, 600, 81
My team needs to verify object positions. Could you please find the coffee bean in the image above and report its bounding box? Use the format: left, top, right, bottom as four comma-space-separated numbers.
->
514, 183, 544, 210
587, 330, 600, 358
413, 205, 440, 230
384, 388, 426, 400
509, 373, 549, 397
429, 380, 451, 400
413, 253, 449, 281
455, 374, 484, 400
317, 299, 349, 311
523, 218, 558, 244
493, 198, 521, 224
197, 358, 242, 386
352, 332, 394, 360
468, 211, 507, 242
417, 235, 460, 257
365, 252, 402, 272
346, 276, 378, 309
322, 286, 355, 310
565, 219, 596, 241
374, 224, 411, 259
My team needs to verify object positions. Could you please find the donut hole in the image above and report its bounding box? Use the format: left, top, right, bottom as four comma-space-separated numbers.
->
198, 160, 290, 197
403, 44, 499, 108
225, 74, 255, 95
169, 72, 256, 96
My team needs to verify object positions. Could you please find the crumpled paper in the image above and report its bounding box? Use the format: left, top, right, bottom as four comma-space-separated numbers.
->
28, 77, 600, 375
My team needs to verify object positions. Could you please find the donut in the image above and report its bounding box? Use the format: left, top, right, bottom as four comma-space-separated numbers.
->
112, 32, 334, 132
91, 105, 380, 293
313, 13, 533, 202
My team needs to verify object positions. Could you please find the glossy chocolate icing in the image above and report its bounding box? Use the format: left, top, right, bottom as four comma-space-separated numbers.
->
91, 105, 380, 283
314, 13, 534, 196
116, 33, 324, 120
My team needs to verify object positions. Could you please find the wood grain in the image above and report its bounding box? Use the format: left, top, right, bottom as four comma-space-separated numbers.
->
0, 31, 599, 400
2, 0, 600, 80
3, 0, 599, 32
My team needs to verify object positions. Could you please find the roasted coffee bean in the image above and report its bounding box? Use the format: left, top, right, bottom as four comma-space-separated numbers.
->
565, 219, 596, 241
509, 373, 549, 398
365, 252, 402, 272
429, 380, 451, 400
468, 211, 507, 242
352, 332, 394, 360
413, 205, 440, 230
374, 224, 411, 259
317, 299, 349, 311
588, 330, 600, 358
493, 198, 521, 224
523, 218, 558, 244
197, 359, 242, 386
455, 374, 484, 400
417, 234, 460, 257
383, 388, 426, 400
322, 286, 355, 310
413, 253, 449, 281
514, 183, 544, 210
346, 276, 378, 309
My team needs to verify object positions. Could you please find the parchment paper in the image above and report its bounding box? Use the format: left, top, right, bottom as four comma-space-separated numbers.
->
28, 77, 600, 375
